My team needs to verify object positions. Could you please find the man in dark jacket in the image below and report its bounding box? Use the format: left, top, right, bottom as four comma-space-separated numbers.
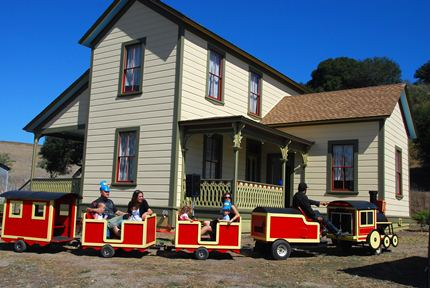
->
293, 182, 344, 237
86, 181, 127, 237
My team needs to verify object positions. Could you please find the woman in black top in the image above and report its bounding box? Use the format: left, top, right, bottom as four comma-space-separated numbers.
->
127, 190, 153, 221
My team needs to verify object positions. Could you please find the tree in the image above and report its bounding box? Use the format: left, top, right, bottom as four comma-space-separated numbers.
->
408, 84, 430, 166
307, 57, 360, 92
0, 153, 15, 169
38, 136, 83, 178
307, 57, 401, 92
414, 60, 430, 84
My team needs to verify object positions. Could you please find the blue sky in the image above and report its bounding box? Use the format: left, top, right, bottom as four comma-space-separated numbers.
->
1, 0, 429, 144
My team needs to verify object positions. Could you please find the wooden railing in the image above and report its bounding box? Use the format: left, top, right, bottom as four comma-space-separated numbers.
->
235, 180, 284, 209
183, 179, 232, 208
30, 178, 81, 194
184, 179, 283, 210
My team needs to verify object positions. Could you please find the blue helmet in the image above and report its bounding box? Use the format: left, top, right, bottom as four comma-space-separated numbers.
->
99, 180, 110, 192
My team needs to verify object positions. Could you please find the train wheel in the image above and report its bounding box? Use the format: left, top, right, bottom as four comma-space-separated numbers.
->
391, 234, 399, 247
367, 230, 381, 251
382, 236, 391, 249
271, 240, 291, 260
101, 244, 115, 258
14, 240, 27, 253
194, 247, 209, 260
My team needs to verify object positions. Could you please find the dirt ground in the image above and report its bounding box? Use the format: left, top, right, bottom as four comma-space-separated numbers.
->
0, 229, 427, 288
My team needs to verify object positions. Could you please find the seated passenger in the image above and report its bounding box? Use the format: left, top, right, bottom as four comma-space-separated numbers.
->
94, 202, 108, 220
86, 181, 127, 238
127, 190, 153, 221
293, 182, 345, 238
219, 201, 231, 221
178, 204, 212, 236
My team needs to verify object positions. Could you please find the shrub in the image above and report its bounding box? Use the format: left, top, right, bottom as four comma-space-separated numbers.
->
412, 210, 430, 230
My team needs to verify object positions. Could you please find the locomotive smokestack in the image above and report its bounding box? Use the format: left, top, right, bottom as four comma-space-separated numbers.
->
369, 190, 378, 205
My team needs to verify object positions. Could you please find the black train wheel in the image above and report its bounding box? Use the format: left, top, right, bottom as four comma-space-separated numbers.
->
271, 240, 291, 260
194, 247, 209, 260
391, 234, 399, 247
14, 240, 27, 253
100, 244, 115, 258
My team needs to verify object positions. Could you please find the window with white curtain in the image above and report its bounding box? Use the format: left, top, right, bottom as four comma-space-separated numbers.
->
207, 50, 223, 101
332, 144, 354, 191
121, 41, 143, 94
249, 72, 261, 115
115, 129, 138, 183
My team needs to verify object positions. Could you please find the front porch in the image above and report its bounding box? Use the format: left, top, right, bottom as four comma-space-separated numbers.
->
179, 116, 313, 212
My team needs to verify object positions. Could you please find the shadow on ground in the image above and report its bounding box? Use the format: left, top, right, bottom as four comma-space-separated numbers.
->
341, 256, 426, 287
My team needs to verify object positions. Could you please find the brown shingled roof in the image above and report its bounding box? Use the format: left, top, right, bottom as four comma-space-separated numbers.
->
262, 83, 406, 126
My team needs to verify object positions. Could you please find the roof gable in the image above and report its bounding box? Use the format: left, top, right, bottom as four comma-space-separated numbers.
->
78, 0, 306, 94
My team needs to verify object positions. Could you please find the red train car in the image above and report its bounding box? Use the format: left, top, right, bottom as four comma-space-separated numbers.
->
327, 200, 398, 254
251, 207, 322, 260
81, 213, 157, 258
174, 218, 241, 260
0, 191, 80, 252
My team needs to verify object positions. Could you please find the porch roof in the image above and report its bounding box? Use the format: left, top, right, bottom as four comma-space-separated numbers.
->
179, 116, 314, 151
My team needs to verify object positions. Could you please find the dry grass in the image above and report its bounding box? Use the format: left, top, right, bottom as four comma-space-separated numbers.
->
0, 230, 427, 288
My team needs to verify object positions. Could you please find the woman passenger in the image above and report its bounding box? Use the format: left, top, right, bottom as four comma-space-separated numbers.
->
127, 190, 153, 221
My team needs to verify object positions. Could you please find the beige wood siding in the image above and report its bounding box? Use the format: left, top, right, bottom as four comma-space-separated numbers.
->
180, 30, 298, 121
82, 1, 178, 207
43, 88, 89, 129
280, 122, 380, 214
384, 102, 409, 217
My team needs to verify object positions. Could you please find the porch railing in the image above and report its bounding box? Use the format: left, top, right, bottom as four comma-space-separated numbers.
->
30, 178, 81, 194
184, 179, 283, 210
183, 179, 232, 208
235, 180, 284, 209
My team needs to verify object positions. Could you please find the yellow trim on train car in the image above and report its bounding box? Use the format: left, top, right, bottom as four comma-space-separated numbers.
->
31, 202, 47, 220
254, 212, 321, 243
81, 213, 157, 248
2, 201, 54, 243
8, 200, 23, 218
174, 218, 242, 250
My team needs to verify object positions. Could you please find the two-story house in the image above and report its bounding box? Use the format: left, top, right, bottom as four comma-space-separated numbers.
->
24, 0, 415, 229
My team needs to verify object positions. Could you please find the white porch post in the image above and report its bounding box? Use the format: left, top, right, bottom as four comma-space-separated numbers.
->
280, 142, 290, 207
30, 134, 40, 191
232, 123, 244, 203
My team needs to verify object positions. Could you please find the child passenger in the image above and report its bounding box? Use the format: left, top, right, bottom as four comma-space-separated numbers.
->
220, 201, 231, 221
94, 202, 108, 220
179, 205, 193, 221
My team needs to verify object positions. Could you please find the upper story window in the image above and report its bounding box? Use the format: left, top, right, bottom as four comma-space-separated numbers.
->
203, 134, 223, 179
249, 72, 262, 116
113, 127, 140, 185
395, 148, 402, 198
207, 50, 223, 101
119, 39, 145, 96
327, 140, 358, 194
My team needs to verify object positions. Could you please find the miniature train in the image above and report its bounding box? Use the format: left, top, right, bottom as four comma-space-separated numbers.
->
0, 190, 398, 260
